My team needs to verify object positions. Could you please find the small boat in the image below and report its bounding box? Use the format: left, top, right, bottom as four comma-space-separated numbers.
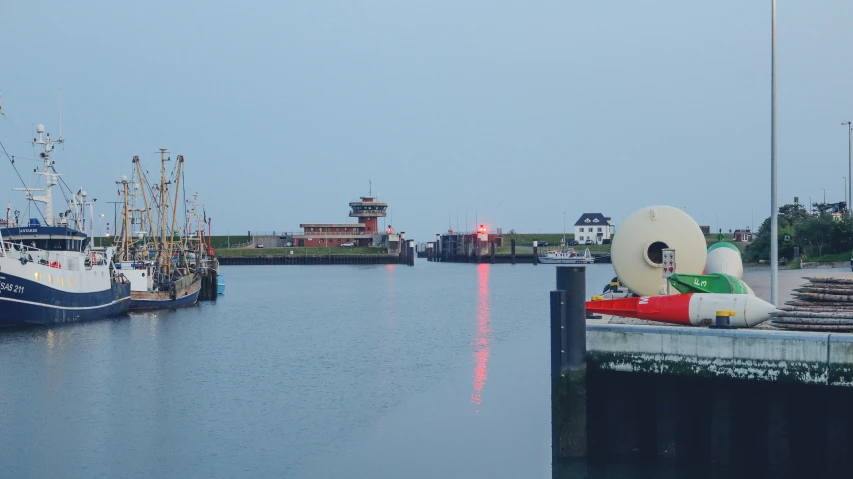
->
538, 247, 594, 264
217, 274, 225, 295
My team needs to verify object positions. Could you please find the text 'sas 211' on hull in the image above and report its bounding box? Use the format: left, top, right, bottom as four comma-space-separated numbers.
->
0, 276, 130, 327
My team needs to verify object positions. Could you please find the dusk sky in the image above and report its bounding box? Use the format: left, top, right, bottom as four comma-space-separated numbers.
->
2, 1, 852, 240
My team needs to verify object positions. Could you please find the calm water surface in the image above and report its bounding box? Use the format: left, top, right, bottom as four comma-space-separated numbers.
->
0, 261, 617, 478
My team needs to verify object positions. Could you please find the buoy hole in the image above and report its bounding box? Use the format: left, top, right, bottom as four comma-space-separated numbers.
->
647, 241, 669, 265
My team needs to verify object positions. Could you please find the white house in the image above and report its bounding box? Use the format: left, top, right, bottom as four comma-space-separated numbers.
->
574, 213, 614, 244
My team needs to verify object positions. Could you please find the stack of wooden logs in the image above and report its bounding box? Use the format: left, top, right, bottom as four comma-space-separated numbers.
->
770, 277, 853, 331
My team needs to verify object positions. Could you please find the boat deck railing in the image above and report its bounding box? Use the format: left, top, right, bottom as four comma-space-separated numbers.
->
0, 244, 106, 271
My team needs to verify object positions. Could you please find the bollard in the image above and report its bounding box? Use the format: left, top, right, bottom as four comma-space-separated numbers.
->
511, 239, 516, 265
551, 266, 587, 459
709, 309, 736, 329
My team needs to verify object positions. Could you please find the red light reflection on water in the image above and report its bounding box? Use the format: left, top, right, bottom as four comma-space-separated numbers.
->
471, 264, 491, 408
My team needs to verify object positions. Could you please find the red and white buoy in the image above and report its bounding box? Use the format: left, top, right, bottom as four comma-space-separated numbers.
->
586, 293, 778, 328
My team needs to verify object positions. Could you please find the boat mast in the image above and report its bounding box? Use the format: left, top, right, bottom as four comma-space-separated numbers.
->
115, 175, 130, 259
15, 124, 63, 226
159, 148, 168, 272
166, 155, 183, 273
134, 155, 159, 254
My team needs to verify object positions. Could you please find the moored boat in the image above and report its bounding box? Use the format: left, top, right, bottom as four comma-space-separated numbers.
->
0, 123, 130, 326
538, 247, 594, 265
111, 150, 202, 310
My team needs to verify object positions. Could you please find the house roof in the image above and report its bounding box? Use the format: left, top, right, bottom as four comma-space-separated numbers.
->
574, 213, 611, 227
300, 223, 365, 228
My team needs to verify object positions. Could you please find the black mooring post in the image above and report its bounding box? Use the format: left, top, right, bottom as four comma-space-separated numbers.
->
511, 239, 516, 265
533, 241, 539, 266
556, 267, 587, 368
552, 266, 587, 459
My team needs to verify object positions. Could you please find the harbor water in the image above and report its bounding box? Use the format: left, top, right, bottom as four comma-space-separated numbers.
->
0, 261, 812, 478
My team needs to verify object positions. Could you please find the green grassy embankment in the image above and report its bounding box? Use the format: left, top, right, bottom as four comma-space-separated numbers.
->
801, 252, 849, 263
496, 233, 610, 254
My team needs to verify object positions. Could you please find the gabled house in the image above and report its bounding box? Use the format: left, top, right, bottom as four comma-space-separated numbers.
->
574, 213, 614, 244
733, 229, 752, 242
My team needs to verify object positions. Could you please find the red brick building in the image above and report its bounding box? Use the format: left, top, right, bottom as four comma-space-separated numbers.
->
292, 196, 389, 247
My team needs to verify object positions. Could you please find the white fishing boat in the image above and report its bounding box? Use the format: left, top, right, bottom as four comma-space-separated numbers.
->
0, 121, 131, 326
538, 247, 594, 264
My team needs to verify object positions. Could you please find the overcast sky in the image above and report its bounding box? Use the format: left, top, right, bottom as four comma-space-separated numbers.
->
2, 1, 852, 240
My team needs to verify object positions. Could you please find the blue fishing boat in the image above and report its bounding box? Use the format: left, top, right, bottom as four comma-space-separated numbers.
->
0, 123, 131, 326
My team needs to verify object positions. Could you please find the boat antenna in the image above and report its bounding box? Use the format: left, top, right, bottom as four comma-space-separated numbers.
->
0, 89, 4, 116
58, 87, 64, 147
369, 179, 372, 196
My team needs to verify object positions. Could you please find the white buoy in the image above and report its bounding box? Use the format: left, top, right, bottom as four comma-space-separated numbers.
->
705, 242, 744, 280
611, 205, 707, 296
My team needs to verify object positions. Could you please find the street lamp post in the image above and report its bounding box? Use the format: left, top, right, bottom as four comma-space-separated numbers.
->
823, 188, 826, 205
99, 214, 104, 248
844, 177, 848, 211
843, 121, 852, 217
770, 0, 778, 307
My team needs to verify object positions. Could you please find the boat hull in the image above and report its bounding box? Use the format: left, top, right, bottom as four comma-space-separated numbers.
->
0, 279, 130, 327
129, 277, 201, 310
538, 257, 595, 264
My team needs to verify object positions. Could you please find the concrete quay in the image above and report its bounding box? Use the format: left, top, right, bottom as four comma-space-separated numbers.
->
586, 323, 853, 386
550, 266, 853, 475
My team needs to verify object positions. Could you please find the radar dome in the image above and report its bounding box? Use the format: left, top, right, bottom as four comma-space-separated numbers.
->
36, 124, 45, 134
611, 205, 707, 296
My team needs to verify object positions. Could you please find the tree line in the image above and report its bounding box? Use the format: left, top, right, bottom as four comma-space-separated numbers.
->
744, 203, 853, 263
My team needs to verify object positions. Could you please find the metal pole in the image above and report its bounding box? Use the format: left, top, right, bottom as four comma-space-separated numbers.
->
770, 0, 778, 307
845, 122, 853, 217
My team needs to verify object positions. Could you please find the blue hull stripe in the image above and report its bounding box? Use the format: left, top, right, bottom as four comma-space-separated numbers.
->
0, 277, 130, 327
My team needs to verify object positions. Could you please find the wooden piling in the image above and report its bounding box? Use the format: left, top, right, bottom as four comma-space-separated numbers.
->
511, 239, 516, 265
551, 266, 587, 459
198, 268, 219, 301
490, 239, 495, 264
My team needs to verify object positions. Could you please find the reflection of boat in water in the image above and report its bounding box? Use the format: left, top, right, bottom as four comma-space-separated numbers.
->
538, 248, 594, 264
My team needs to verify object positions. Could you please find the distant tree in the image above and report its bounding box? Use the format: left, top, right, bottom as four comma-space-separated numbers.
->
779, 203, 810, 225
794, 213, 835, 257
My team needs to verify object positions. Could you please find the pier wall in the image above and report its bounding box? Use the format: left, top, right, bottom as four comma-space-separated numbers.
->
550, 265, 853, 476
217, 251, 413, 266
587, 324, 853, 386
